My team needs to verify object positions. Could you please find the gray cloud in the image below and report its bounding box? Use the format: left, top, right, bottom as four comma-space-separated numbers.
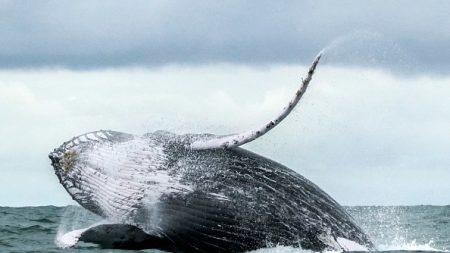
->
0, 0, 449, 73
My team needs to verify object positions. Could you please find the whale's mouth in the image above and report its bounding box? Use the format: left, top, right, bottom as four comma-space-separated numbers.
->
48, 151, 59, 164
49, 150, 65, 180
48, 139, 101, 215
49, 148, 101, 216
49, 149, 80, 193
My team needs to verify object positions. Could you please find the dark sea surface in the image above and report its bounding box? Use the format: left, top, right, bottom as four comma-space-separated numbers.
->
0, 205, 448, 253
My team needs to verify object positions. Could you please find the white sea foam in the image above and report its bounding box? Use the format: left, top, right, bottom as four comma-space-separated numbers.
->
55, 206, 105, 249
55, 228, 88, 248
248, 244, 448, 253
247, 239, 449, 253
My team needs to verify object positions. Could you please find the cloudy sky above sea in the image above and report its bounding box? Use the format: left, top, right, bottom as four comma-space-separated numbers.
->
1, 1, 449, 206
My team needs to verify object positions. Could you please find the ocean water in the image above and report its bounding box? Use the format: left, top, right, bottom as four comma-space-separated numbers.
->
0, 205, 448, 253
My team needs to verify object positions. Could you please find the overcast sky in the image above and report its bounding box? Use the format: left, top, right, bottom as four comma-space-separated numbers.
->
1, 0, 450, 73
1, 1, 449, 206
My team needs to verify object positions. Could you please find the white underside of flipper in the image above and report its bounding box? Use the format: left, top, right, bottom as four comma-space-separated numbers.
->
189, 52, 322, 150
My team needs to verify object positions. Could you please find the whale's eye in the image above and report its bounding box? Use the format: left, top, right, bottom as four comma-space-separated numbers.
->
62, 150, 78, 173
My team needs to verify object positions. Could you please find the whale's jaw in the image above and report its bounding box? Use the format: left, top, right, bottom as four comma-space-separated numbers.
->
49, 130, 192, 223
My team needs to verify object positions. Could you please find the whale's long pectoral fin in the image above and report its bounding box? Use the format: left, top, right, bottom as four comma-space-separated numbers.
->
188, 52, 322, 150
58, 224, 176, 251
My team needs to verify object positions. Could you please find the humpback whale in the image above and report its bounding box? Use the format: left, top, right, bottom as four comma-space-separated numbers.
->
49, 53, 375, 252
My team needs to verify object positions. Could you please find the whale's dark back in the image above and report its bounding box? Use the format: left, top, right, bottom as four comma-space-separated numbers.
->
146, 147, 374, 252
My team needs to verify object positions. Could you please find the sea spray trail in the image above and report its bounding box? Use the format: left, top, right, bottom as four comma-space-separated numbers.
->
0, 205, 448, 252
347, 206, 450, 252
320, 30, 416, 73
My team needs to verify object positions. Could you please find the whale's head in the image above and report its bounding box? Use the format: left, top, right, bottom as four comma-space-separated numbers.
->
49, 130, 172, 219
49, 131, 126, 216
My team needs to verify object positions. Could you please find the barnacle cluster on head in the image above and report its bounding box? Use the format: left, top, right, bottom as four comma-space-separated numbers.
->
62, 150, 78, 173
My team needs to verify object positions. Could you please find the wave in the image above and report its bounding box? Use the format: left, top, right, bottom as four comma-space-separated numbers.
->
18, 224, 54, 234
28, 218, 54, 223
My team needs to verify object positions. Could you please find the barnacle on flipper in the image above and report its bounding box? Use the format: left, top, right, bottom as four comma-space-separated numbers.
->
62, 150, 78, 173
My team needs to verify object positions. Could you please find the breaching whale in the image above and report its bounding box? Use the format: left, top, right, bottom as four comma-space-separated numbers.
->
49, 53, 375, 252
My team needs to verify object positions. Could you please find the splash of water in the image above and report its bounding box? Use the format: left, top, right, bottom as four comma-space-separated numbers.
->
248, 241, 448, 253
321, 30, 417, 74
379, 240, 449, 252
54, 205, 104, 248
